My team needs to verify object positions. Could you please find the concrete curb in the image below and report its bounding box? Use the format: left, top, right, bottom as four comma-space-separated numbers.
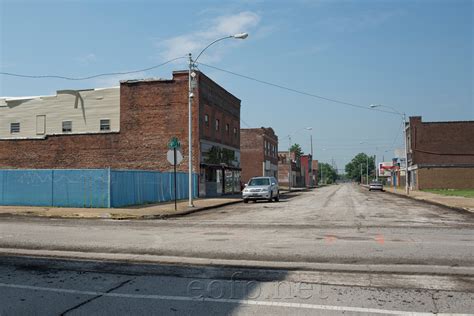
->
0, 200, 244, 221
140, 199, 243, 220
360, 185, 474, 215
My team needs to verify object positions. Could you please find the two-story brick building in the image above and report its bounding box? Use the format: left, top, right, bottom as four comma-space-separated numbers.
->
406, 116, 474, 190
0, 70, 241, 206
240, 127, 278, 184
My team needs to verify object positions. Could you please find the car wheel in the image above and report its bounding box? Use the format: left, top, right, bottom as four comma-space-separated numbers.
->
268, 192, 273, 202
243, 199, 249, 204
274, 195, 279, 202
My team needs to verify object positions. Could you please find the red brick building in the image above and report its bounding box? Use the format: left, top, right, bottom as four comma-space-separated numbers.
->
312, 160, 319, 185
0, 71, 242, 197
240, 127, 278, 184
407, 116, 474, 189
300, 154, 313, 188
278, 151, 303, 188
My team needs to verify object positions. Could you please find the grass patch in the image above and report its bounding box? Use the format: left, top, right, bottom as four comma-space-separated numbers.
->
423, 189, 474, 198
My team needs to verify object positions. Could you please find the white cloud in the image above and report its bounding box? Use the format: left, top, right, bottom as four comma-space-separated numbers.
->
157, 11, 261, 63
77, 53, 97, 64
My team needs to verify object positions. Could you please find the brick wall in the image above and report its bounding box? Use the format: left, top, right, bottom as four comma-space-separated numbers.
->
409, 116, 474, 165
240, 130, 264, 183
240, 128, 278, 184
0, 71, 240, 174
417, 168, 474, 189
198, 73, 240, 149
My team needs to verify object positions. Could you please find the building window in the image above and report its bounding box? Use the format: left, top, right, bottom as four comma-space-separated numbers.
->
100, 119, 111, 131
36, 115, 46, 135
226, 123, 230, 134
204, 114, 209, 126
10, 122, 20, 133
215, 119, 220, 131
62, 121, 72, 133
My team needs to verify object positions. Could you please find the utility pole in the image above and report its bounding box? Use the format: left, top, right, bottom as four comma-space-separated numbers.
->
374, 154, 378, 181
360, 163, 363, 184
288, 136, 292, 191
188, 53, 194, 207
366, 156, 369, 185
403, 113, 410, 195
321, 163, 324, 185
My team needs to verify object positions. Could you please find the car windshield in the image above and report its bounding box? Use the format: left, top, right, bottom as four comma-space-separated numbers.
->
248, 178, 270, 186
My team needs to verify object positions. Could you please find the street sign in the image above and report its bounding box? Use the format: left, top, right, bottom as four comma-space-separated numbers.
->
168, 137, 181, 150
167, 146, 183, 212
167, 149, 183, 165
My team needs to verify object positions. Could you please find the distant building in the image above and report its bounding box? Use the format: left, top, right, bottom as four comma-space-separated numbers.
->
0, 71, 242, 207
312, 160, 319, 186
300, 154, 313, 188
240, 127, 278, 184
406, 116, 474, 190
278, 151, 303, 188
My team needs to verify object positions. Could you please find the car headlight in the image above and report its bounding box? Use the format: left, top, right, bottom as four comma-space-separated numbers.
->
261, 189, 268, 192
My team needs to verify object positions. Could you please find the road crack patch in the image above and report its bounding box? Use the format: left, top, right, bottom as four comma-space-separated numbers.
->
60, 278, 134, 315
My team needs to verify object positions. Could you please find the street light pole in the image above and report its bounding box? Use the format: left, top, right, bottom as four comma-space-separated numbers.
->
366, 156, 369, 185
403, 113, 409, 195
288, 135, 292, 191
188, 53, 194, 207
187, 33, 248, 207
370, 104, 410, 195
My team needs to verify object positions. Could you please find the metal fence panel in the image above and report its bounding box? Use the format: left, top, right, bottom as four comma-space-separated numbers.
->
52, 169, 109, 208
0, 169, 53, 206
110, 170, 198, 207
0, 169, 198, 208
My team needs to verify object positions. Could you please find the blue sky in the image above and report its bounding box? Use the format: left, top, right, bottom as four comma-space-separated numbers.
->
1, 0, 472, 171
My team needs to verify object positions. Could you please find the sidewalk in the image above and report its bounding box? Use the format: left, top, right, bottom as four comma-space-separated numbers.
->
381, 186, 474, 213
0, 197, 242, 220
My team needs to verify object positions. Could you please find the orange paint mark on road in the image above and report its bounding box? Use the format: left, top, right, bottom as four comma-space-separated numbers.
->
325, 235, 337, 244
375, 234, 385, 245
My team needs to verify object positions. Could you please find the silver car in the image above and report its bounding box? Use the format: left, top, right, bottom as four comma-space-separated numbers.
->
369, 181, 384, 191
242, 177, 279, 203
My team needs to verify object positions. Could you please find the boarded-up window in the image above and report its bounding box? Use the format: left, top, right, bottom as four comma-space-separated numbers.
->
36, 115, 46, 135
100, 119, 110, 131
62, 121, 72, 133
10, 123, 20, 133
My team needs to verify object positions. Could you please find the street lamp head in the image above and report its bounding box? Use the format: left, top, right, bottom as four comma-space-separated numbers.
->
305, 127, 313, 131
233, 32, 249, 39
370, 104, 380, 108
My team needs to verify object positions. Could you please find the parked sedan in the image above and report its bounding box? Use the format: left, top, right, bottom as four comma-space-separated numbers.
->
369, 181, 384, 191
242, 177, 279, 203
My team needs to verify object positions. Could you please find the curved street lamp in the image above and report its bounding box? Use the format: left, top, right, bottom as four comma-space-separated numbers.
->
187, 33, 248, 207
370, 104, 409, 195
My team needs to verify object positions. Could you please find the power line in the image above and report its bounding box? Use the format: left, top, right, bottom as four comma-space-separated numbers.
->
0, 57, 186, 81
198, 62, 399, 115
1, 57, 400, 116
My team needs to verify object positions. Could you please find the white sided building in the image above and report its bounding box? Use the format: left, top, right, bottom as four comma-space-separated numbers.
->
0, 87, 120, 140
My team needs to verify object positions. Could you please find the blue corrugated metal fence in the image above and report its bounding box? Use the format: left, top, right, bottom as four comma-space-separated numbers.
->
0, 169, 198, 208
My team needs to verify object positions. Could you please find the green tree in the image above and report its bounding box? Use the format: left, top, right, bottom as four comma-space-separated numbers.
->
345, 153, 376, 182
290, 143, 303, 158
318, 163, 338, 184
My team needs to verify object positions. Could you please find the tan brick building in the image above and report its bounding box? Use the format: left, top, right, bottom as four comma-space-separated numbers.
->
240, 127, 278, 184
0, 71, 242, 197
407, 116, 474, 190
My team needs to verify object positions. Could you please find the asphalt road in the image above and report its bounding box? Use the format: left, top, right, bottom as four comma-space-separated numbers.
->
0, 183, 472, 266
0, 183, 473, 315
1, 262, 473, 315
